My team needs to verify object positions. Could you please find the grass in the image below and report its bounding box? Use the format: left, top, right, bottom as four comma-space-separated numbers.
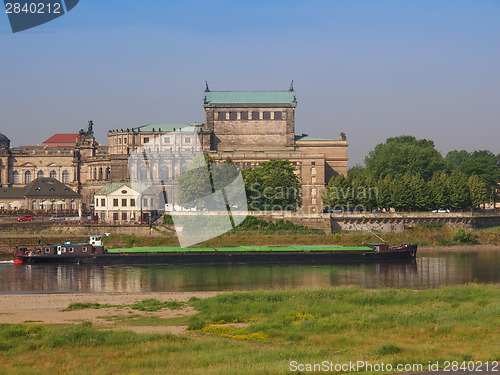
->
62, 299, 185, 312
62, 302, 116, 311
1, 285, 498, 374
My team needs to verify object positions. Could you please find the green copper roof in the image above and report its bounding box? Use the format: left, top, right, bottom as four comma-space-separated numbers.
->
204, 91, 297, 105
295, 135, 337, 142
131, 123, 203, 133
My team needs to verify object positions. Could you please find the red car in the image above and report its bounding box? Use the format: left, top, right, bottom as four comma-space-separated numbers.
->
17, 215, 34, 222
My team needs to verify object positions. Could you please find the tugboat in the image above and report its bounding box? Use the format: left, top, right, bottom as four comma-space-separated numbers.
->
13, 235, 417, 265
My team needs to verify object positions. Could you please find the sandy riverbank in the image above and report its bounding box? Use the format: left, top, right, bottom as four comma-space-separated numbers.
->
0, 292, 221, 333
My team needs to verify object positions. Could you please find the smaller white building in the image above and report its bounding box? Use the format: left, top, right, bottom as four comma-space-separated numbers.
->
94, 182, 157, 224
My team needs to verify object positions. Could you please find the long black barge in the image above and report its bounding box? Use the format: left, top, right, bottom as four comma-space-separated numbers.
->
14, 241, 417, 265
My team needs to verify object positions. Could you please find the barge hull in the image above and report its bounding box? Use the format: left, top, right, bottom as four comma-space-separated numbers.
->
15, 247, 417, 265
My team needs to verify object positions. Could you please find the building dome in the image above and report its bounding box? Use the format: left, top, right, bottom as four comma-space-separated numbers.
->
0, 132, 10, 150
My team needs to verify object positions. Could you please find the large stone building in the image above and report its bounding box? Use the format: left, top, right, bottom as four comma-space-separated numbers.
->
0, 85, 348, 215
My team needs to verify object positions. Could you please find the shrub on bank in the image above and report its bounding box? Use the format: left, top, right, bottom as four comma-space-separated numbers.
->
453, 228, 478, 245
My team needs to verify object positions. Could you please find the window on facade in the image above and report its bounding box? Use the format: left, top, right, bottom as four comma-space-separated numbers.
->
240, 111, 248, 120
62, 170, 70, 184
82, 247, 88, 253
51, 201, 56, 210
13, 171, 20, 184
139, 168, 148, 181
144, 137, 149, 144
218, 112, 226, 120
113, 199, 119, 207
229, 112, 237, 120
159, 167, 169, 181
50, 170, 57, 179
150, 198, 154, 207
44, 248, 50, 254
263, 111, 271, 120
252, 111, 260, 120
95, 199, 99, 207
122, 199, 127, 207
25, 171, 32, 184
118, 138, 122, 144
163, 137, 170, 144
113, 213, 119, 221
143, 198, 148, 207
70, 200, 76, 210
184, 138, 191, 144
122, 213, 127, 221
130, 199, 135, 207
69, 247, 74, 253
101, 199, 105, 206
37, 170, 44, 179
31, 201, 37, 210
274, 111, 283, 120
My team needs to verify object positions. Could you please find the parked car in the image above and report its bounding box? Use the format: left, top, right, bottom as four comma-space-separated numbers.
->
372, 209, 383, 213
17, 215, 34, 222
432, 208, 451, 213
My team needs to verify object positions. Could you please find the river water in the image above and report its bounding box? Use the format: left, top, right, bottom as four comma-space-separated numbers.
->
0, 248, 498, 294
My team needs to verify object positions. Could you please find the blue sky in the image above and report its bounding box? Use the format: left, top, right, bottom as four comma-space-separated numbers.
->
1, 0, 499, 165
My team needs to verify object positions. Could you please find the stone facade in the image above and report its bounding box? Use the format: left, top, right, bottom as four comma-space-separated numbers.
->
0, 86, 348, 212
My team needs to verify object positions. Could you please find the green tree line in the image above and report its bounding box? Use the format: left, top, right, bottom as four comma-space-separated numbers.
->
325, 136, 499, 211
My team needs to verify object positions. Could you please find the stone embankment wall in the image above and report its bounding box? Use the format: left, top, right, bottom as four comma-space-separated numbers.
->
1, 212, 499, 239
250, 211, 500, 233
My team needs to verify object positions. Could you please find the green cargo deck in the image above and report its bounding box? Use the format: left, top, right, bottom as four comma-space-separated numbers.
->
107, 245, 373, 254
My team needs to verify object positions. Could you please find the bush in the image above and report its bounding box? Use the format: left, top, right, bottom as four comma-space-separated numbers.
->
187, 316, 206, 331
163, 214, 174, 225
453, 228, 478, 245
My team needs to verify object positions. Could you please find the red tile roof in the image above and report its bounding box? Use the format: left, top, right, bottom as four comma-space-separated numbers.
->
42, 134, 79, 147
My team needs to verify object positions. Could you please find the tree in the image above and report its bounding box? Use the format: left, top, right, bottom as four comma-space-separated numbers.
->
429, 173, 451, 209
445, 150, 470, 168
448, 171, 472, 210
459, 155, 500, 189
323, 175, 349, 209
376, 175, 393, 211
364, 135, 447, 180
347, 165, 367, 179
410, 173, 430, 211
242, 160, 301, 210
391, 173, 415, 211
178, 154, 241, 210
178, 154, 216, 208
468, 174, 488, 208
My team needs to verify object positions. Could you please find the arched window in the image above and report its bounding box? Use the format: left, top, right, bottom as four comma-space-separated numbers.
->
98, 168, 103, 180
50, 170, 57, 179
31, 200, 37, 210
25, 171, 32, 184
70, 200, 76, 210
13, 171, 20, 184
159, 166, 169, 181
37, 170, 44, 179
62, 170, 70, 184
106, 167, 111, 180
